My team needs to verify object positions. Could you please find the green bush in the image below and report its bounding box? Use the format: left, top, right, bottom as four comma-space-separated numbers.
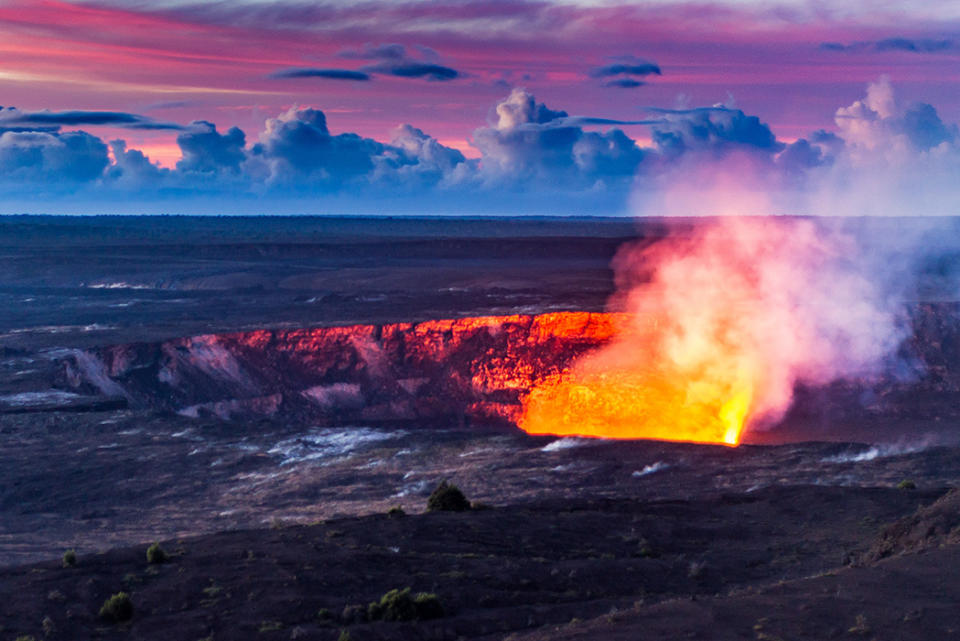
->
426, 481, 470, 512
387, 505, 406, 518
897, 479, 917, 490
99, 592, 134, 622
368, 587, 444, 622
62, 549, 76, 567
146, 542, 168, 564
337, 630, 351, 641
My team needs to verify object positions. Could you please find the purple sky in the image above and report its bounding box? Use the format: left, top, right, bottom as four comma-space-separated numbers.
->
1, 0, 959, 214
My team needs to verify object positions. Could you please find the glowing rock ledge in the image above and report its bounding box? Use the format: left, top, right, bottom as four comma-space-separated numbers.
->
60, 311, 751, 445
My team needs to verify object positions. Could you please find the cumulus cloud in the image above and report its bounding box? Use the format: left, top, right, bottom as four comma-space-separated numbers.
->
176, 121, 246, 174
250, 107, 386, 186
649, 106, 782, 156
629, 77, 960, 218
4, 77, 960, 216
241, 106, 471, 196
106, 139, 167, 188
385, 124, 470, 188
471, 88, 645, 188
0, 129, 109, 187
797, 77, 960, 216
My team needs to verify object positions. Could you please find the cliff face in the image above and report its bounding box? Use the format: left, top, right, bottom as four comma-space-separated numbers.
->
59, 312, 620, 425
55, 304, 960, 428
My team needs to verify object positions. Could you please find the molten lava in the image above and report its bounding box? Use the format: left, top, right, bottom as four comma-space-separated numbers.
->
520, 217, 899, 447
519, 322, 756, 446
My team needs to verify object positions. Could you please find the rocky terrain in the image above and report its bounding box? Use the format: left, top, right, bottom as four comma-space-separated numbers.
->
2, 484, 959, 641
51, 312, 619, 426
3, 216, 960, 640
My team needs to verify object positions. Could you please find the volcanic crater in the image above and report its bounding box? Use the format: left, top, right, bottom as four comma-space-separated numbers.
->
3, 216, 960, 641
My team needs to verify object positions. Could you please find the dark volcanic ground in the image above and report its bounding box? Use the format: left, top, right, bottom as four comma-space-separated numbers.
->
3, 483, 960, 640
0, 215, 637, 353
3, 216, 960, 640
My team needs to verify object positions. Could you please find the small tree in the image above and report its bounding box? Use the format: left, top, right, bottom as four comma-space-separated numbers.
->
427, 481, 470, 512
62, 549, 77, 567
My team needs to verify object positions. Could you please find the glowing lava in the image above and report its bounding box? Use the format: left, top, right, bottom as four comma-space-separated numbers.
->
520, 217, 899, 447
519, 326, 756, 446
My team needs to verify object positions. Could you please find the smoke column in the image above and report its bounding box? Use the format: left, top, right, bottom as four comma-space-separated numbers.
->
521, 217, 904, 444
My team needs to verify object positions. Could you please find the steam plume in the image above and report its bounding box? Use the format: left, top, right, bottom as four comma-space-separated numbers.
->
521, 217, 905, 443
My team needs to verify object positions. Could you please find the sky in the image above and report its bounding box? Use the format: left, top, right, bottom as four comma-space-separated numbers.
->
1, 0, 960, 214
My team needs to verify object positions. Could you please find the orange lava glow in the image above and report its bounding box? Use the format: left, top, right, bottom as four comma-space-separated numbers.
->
518, 216, 895, 446
516, 219, 816, 447
519, 324, 754, 446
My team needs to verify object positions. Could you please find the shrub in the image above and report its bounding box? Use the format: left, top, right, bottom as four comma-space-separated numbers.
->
897, 479, 917, 490
337, 631, 351, 641
368, 588, 444, 622
146, 542, 168, 564
387, 505, 406, 518
62, 549, 76, 567
99, 592, 134, 622
426, 481, 470, 512
317, 608, 332, 621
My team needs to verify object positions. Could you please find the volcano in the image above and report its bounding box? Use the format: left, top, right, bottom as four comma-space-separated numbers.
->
4, 216, 960, 641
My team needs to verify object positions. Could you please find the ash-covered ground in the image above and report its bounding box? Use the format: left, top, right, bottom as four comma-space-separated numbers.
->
3, 216, 960, 640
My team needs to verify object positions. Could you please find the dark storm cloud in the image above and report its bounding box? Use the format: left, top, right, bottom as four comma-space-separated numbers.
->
269, 67, 372, 81
0, 108, 183, 130
821, 38, 958, 54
